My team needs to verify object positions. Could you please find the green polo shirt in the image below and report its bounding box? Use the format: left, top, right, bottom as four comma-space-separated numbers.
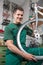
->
4, 23, 33, 55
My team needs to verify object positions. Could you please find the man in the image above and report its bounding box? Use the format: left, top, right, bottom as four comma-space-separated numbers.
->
4, 5, 43, 65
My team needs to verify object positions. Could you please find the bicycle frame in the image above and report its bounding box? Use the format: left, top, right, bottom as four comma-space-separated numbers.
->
17, 3, 43, 60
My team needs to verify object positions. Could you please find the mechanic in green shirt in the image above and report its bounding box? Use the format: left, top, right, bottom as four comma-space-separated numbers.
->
4, 5, 43, 65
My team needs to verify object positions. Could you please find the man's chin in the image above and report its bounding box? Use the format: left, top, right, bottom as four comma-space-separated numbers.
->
17, 21, 21, 23
16, 22, 20, 24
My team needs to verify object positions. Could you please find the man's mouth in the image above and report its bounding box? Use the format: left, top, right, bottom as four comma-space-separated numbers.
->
17, 17, 22, 20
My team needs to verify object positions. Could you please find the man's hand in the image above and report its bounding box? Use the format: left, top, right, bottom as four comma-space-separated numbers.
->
22, 52, 37, 61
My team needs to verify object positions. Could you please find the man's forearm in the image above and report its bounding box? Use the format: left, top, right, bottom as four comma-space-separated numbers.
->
6, 40, 24, 57
8, 43, 24, 56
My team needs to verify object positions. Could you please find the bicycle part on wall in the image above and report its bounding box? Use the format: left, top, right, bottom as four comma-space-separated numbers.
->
2, 0, 10, 26
2, 19, 10, 25
3, 0, 10, 10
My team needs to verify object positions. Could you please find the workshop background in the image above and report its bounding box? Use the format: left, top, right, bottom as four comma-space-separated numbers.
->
0, 0, 43, 65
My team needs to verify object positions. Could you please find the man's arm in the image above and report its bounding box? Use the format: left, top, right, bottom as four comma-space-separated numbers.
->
5, 40, 37, 61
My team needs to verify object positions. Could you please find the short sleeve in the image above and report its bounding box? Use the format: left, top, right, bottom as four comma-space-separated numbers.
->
4, 26, 13, 41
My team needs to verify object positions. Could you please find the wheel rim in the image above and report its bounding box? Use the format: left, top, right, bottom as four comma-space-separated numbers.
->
17, 19, 43, 60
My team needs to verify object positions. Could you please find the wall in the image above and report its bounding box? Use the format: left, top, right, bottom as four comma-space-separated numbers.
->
22, 0, 31, 23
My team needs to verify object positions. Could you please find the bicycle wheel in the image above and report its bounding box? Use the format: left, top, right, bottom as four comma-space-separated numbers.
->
17, 19, 43, 60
